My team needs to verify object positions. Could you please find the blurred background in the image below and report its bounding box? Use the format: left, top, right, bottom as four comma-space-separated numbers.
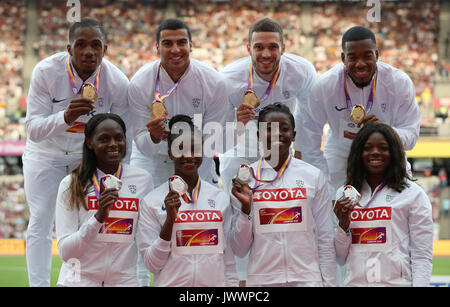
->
0, 0, 449, 285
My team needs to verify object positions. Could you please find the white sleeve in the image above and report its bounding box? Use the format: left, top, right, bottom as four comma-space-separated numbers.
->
137, 198, 171, 274
408, 188, 433, 287
391, 72, 421, 151
294, 61, 317, 110
228, 193, 253, 258
55, 177, 103, 262
333, 185, 351, 265
294, 85, 330, 177
25, 64, 70, 142
311, 171, 336, 286
109, 74, 132, 162
127, 77, 159, 156
222, 201, 239, 287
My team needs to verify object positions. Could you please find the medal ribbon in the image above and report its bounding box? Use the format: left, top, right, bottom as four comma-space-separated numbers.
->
355, 179, 387, 208
343, 68, 377, 114
181, 177, 201, 204
154, 64, 191, 103
67, 55, 101, 94
92, 163, 123, 199
247, 61, 281, 102
252, 154, 292, 189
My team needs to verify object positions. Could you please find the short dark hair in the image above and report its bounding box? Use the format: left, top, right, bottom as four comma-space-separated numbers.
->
68, 18, 106, 44
156, 18, 192, 43
248, 17, 283, 45
257, 103, 295, 130
341, 26, 376, 50
346, 122, 412, 193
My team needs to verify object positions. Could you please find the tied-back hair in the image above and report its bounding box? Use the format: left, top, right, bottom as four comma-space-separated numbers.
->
67, 113, 126, 210
346, 122, 412, 193
257, 102, 295, 129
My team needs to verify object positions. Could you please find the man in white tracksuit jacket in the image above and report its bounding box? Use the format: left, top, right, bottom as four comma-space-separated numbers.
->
219, 18, 317, 193
294, 26, 420, 198
128, 19, 228, 189
23, 19, 130, 286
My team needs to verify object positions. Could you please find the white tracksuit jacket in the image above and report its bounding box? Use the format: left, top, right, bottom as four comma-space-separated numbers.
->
55, 164, 153, 286
24, 52, 131, 165
23, 51, 130, 287
334, 180, 433, 287
294, 62, 420, 193
137, 179, 240, 287
219, 54, 317, 191
231, 157, 336, 286
127, 59, 228, 187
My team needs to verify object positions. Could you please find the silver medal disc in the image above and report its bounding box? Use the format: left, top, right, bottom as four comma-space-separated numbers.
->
169, 175, 188, 195
102, 175, 122, 191
237, 165, 252, 183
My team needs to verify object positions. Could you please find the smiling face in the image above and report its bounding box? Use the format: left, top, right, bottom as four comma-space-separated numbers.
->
169, 133, 203, 179
67, 26, 107, 81
157, 28, 192, 80
258, 111, 296, 167
341, 38, 378, 87
362, 131, 391, 177
248, 31, 285, 82
86, 119, 126, 174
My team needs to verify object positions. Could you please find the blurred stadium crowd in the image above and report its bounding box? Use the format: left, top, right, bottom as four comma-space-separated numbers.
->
0, 0, 449, 238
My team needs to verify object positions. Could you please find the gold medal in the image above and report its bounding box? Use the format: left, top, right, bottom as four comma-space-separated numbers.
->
350, 104, 365, 124
81, 82, 98, 102
243, 90, 260, 108
152, 100, 168, 119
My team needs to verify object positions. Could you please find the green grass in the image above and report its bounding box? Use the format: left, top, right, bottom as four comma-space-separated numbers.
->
0, 256, 449, 286
0, 256, 62, 287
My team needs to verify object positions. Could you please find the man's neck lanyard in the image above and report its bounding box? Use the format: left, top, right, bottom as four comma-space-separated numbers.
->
343, 68, 377, 114
67, 55, 101, 94
247, 61, 281, 102
154, 63, 191, 103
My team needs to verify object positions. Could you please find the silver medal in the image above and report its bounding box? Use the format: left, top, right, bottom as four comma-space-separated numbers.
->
101, 175, 122, 191
169, 175, 188, 195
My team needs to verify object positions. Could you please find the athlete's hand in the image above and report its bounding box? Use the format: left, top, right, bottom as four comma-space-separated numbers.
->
164, 190, 182, 222
95, 187, 119, 223
64, 97, 95, 124
333, 196, 354, 232
358, 114, 380, 128
147, 117, 169, 144
232, 178, 252, 215
236, 104, 257, 135
160, 190, 182, 241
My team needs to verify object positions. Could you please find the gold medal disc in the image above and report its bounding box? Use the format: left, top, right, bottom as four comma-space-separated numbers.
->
350, 105, 366, 124
152, 101, 168, 119
81, 83, 98, 102
243, 91, 260, 108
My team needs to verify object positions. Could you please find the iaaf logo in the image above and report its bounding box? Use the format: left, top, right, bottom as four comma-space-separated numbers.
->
88, 196, 139, 212
253, 188, 306, 202
350, 207, 391, 221
175, 210, 223, 223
